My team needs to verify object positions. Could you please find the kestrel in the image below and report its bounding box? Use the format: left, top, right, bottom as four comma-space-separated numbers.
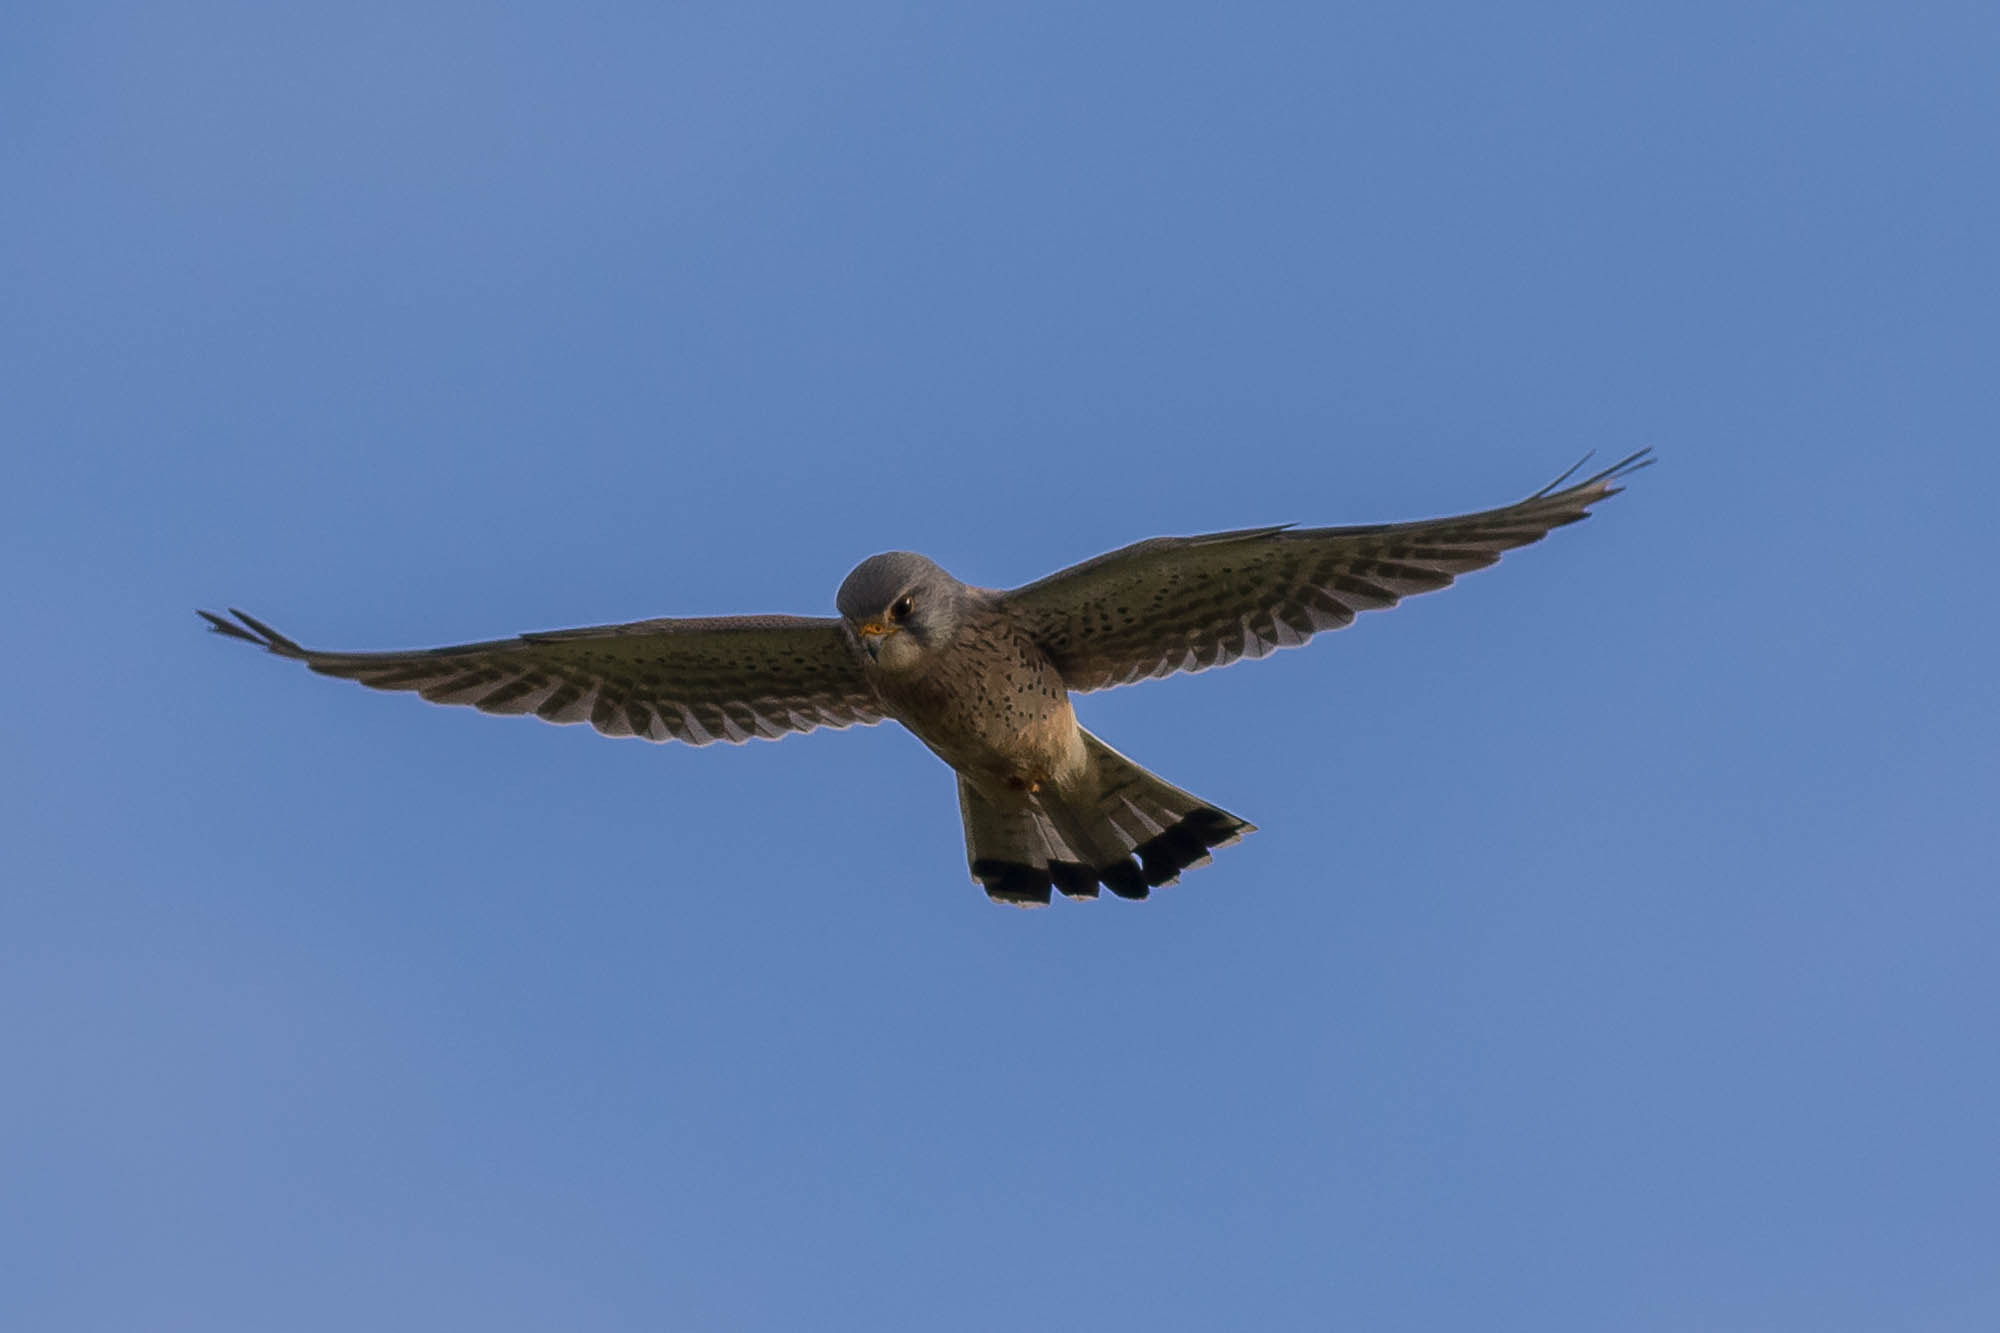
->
203, 451, 1649, 905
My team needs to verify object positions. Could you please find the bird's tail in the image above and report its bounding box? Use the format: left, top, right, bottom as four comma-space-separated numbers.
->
959, 729, 1255, 907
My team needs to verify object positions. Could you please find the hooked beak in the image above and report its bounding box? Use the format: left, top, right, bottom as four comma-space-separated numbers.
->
856, 621, 894, 661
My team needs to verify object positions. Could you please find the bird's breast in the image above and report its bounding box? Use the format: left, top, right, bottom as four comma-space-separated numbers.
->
873, 617, 1081, 793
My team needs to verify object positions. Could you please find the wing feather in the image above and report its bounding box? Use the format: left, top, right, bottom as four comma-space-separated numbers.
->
1003, 451, 1650, 692
199, 609, 885, 745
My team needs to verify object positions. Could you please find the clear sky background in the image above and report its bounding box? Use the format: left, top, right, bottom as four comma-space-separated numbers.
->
5, 3, 1996, 1330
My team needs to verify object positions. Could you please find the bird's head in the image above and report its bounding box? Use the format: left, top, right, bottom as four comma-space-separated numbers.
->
836, 551, 966, 672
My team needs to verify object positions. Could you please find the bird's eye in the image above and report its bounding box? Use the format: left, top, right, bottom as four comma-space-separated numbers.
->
890, 594, 915, 623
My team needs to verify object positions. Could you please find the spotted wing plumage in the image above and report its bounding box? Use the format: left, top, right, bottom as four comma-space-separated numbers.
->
199, 609, 885, 745
1002, 451, 1651, 692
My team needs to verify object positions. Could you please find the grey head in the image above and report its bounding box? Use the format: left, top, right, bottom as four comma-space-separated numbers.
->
836, 551, 972, 670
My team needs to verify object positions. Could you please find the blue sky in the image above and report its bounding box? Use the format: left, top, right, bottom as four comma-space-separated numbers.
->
5, 3, 1996, 1329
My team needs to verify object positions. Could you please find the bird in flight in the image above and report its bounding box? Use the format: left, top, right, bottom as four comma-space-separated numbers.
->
203, 451, 1648, 906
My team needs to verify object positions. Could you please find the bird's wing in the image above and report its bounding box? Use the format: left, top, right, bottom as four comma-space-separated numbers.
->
200, 608, 885, 745
1001, 450, 1650, 693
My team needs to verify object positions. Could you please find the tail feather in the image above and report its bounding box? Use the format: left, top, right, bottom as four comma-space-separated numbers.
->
960, 729, 1254, 907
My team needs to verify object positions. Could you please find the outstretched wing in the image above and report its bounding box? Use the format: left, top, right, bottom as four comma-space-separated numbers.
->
1002, 451, 1651, 692
200, 608, 885, 745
